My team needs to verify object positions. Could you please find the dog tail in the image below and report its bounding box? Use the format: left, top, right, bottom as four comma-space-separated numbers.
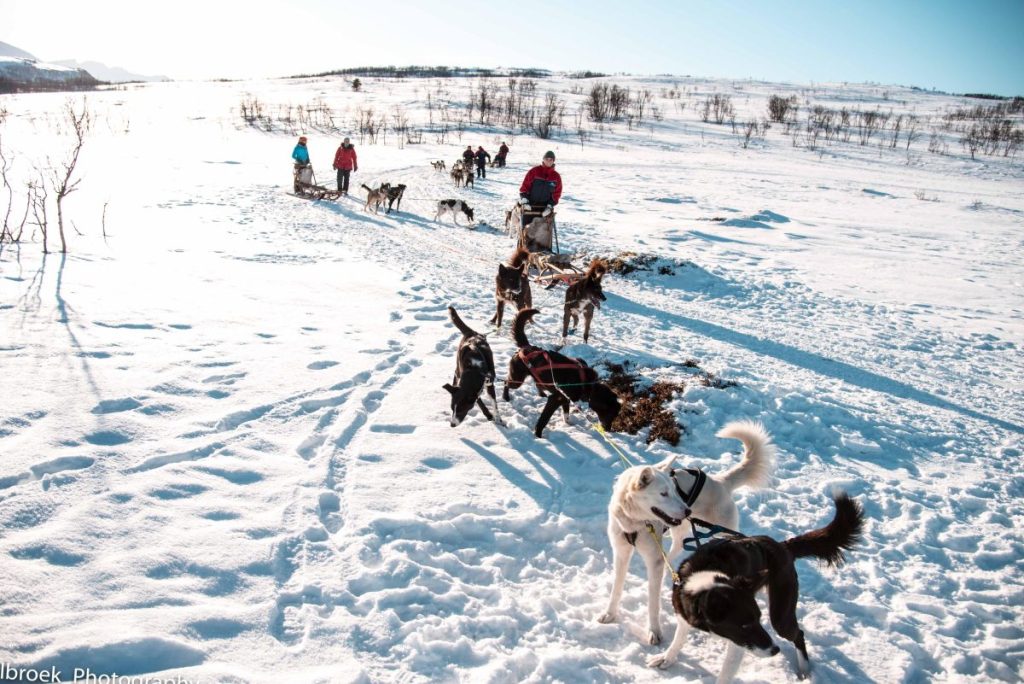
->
510, 246, 530, 269
783, 493, 864, 568
716, 420, 775, 492
585, 258, 608, 281
361, 184, 373, 193
513, 308, 538, 348
448, 306, 477, 338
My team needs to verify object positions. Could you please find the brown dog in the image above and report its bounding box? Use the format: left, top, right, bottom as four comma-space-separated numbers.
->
490, 247, 532, 330
562, 259, 608, 345
361, 183, 390, 214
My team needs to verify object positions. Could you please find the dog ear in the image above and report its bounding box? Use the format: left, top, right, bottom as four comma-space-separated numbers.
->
655, 455, 676, 473
442, 383, 456, 395
634, 466, 655, 490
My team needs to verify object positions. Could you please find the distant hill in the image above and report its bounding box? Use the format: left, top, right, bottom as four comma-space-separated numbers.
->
0, 56, 100, 94
53, 59, 168, 83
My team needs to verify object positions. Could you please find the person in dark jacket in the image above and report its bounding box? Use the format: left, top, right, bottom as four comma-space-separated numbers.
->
518, 150, 562, 211
332, 137, 358, 195
474, 146, 491, 179
495, 142, 510, 168
462, 145, 475, 167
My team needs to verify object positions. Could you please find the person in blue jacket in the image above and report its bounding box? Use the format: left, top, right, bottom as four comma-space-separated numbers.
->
292, 136, 310, 192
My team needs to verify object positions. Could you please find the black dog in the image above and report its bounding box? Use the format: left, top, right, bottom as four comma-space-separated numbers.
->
443, 306, 502, 428
649, 493, 865, 683
490, 246, 532, 330
562, 258, 608, 345
504, 308, 620, 438
384, 183, 407, 214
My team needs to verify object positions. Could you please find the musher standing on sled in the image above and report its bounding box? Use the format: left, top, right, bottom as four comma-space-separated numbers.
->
519, 150, 562, 216
292, 136, 310, 193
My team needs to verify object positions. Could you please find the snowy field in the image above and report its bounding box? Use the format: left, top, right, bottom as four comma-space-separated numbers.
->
1, 74, 1022, 683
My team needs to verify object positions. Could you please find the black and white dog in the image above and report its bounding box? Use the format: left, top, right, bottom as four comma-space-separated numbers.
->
648, 493, 864, 683
434, 199, 475, 226
503, 308, 620, 438
443, 306, 502, 427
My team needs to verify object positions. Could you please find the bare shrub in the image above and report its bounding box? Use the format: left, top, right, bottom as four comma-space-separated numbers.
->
767, 94, 798, 123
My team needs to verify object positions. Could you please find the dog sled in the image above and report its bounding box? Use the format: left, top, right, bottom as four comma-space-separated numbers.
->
292, 164, 341, 200
516, 205, 584, 288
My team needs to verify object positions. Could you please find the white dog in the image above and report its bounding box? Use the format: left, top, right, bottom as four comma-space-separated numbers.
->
597, 421, 775, 645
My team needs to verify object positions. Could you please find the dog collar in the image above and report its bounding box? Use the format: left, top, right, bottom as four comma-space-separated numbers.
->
672, 468, 707, 507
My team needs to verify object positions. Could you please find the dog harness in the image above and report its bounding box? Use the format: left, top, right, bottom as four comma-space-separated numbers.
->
671, 468, 707, 507
516, 347, 593, 397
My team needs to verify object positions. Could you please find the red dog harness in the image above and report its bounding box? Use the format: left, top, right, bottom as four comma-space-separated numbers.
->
517, 347, 592, 396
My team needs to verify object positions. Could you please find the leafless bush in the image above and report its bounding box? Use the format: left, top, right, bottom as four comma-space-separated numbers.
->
767, 94, 798, 123
632, 89, 654, 124
587, 83, 611, 122
701, 94, 734, 124
50, 99, 91, 253
534, 93, 565, 139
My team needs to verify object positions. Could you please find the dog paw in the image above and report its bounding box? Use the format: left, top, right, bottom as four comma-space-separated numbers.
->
596, 612, 617, 624
647, 630, 662, 645
646, 653, 675, 669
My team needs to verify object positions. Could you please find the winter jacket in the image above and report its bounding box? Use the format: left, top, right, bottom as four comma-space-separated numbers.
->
462, 148, 475, 163
333, 144, 358, 171
519, 164, 562, 205
497, 144, 509, 159
475, 148, 491, 167
292, 143, 310, 165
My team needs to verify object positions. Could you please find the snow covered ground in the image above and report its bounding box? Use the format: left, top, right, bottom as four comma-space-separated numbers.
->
1, 75, 1022, 683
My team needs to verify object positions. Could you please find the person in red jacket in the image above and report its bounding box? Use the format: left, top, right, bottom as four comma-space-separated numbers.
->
519, 150, 562, 210
332, 137, 358, 195
495, 141, 510, 168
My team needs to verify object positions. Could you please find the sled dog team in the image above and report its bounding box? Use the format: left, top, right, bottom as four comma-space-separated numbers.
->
434, 144, 862, 684
446, 302, 864, 683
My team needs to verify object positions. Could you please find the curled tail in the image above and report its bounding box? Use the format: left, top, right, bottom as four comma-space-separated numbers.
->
448, 306, 478, 338
783, 493, 864, 568
513, 308, 538, 348
717, 420, 775, 492
585, 258, 608, 282
510, 246, 530, 269
361, 184, 373, 193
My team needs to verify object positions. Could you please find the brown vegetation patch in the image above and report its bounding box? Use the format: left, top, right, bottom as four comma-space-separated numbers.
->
603, 360, 736, 446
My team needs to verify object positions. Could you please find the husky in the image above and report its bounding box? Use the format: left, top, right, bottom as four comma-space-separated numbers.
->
648, 493, 864, 683
434, 199, 475, 226
431, 160, 447, 172
450, 167, 464, 187
361, 183, 390, 214
561, 259, 608, 345
443, 306, 502, 428
598, 421, 775, 645
384, 183, 407, 214
503, 308, 621, 438
490, 246, 532, 330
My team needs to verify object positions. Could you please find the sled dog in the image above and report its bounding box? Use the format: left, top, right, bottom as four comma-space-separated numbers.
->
434, 200, 475, 225
561, 259, 608, 345
361, 183, 390, 214
490, 247, 532, 330
443, 306, 502, 428
598, 421, 775, 645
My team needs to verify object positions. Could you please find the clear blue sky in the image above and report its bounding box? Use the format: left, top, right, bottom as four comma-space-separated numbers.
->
3, 0, 1022, 95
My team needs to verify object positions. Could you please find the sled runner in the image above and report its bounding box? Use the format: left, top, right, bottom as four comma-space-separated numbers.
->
517, 206, 584, 287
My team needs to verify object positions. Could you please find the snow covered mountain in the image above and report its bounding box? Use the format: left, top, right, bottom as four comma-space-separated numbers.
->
0, 55, 99, 92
